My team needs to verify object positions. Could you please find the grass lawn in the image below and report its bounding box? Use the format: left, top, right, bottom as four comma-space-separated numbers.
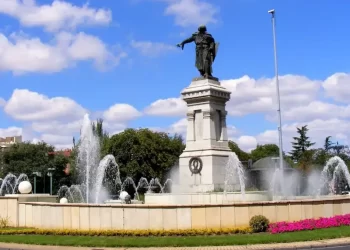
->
0, 226, 349, 247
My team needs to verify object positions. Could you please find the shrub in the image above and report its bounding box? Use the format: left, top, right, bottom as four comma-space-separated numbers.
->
0, 227, 252, 237
269, 214, 350, 234
249, 215, 269, 233
0, 216, 10, 228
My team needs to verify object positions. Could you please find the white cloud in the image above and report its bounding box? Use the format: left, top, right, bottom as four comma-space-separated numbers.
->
103, 104, 142, 123
235, 136, 257, 152
144, 97, 186, 116
40, 134, 73, 146
0, 0, 112, 32
235, 119, 350, 153
31, 120, 82, 136
221, 75, 321, 118
167, 118, 187, 135
4, 89, 86, 122
0, 31, 126, 74
1, 88, 144, 149
0, 127, 22, 138
164, 0, 218, 27
130, 40, 176, 57
323, 73, 350, 103
281, 101, 350, 122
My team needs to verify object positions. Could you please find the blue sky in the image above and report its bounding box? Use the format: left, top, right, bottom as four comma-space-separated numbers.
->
0, 0, 350, 152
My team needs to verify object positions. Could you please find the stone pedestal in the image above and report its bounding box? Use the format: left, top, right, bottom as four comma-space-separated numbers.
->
178, 78, 232, 192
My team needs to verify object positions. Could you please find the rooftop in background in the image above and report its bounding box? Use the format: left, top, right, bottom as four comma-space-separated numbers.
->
48, 149, 72, 157
0, 136, 22, 151
250, 156, 294, 171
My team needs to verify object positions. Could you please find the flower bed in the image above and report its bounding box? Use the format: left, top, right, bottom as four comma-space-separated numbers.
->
269, 214, 350, 234
0, 227, 251, 237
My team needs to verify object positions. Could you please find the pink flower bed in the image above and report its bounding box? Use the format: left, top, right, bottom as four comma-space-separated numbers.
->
268, 214, 350, 234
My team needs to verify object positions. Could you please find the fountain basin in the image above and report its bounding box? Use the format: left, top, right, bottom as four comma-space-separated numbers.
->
104, 199, 143, 204
144, 191, 271, 205
5, 194, 57, 203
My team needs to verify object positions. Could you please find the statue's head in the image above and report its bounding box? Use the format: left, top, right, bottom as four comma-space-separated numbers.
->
198, 25, 207, 33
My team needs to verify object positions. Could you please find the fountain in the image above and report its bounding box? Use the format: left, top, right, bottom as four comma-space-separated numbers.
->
318, 156, 350, 195
5, 37, 350, 232
0, 173, 57, 202
76, 114, 101, 203
58, 114, 175, 204
0, 173, 29, 195
57, 102, 350, 206
224, 152, 246, 198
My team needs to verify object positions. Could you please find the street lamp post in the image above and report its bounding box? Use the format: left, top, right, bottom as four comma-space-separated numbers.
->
268, 9, 284, 177
47, 168, 55, 195
32, 172, 42, 194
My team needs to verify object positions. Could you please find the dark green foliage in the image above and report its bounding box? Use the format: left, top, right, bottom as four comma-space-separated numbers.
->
249, 215, 269, 233
2, 142, 54, 176
49, 154, 71, 194
1, 141, 72, 194
92, 118, 109, 149
250, 144, 279, 162
228, 141, 251, 161
104, 128, 185, 181
289, 125, 315, 161
324, 136, 334, 152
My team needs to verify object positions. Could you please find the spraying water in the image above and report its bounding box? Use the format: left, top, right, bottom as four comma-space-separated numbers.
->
0, 173, 29, 195
224, 152, 246, 198
94, 155, 121, 203
77, 114, 100, 203
318, 156, 350, 195
76, 114, 122, 203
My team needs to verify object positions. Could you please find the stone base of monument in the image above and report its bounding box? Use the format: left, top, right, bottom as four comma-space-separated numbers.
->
5, 194, 57, 203
178, 78, 235, 192
144, 191, 271, 205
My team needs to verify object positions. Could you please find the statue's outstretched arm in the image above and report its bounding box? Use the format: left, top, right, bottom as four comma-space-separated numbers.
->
177, 35, 195, 50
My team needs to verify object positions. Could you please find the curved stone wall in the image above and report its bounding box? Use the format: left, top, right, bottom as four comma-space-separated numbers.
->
11, 196, 350, 230
145, 191, 271, 205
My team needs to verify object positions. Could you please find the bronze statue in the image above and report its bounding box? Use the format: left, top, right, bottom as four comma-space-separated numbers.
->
177, 25, 219, 79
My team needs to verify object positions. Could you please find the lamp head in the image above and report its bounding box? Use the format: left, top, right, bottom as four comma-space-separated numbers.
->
268, 9, 275, 14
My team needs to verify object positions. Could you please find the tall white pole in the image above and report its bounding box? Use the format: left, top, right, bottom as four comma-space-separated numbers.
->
268, 9, 284, 190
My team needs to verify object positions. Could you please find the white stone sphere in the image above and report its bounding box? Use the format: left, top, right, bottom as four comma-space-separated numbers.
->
60, 198, 68, 204
119, 191, 129, 201
18, 181, 32, 194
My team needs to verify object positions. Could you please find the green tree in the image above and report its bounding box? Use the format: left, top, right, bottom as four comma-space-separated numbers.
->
104, 128, 185, 181
298, 149, 315, 172
228, 141, 251, 162
2, 142, 54, 177
331, 141, 347, 156
250, 144, 279, 162
92, 118, 109, 150
289, 125, 315, 161
324, 136, 334, 152
2, 142, 73, 194
48, 153, 71, 194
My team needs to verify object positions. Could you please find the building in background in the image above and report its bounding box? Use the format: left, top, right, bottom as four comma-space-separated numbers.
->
0, 136, 22, 152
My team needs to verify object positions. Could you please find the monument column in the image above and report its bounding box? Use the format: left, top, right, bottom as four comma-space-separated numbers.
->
178, 78, 232, 192
186, 111, 195, 142
220, 111, 228, 143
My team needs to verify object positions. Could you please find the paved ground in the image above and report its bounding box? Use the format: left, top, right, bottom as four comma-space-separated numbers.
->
0, 237, 350, 250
